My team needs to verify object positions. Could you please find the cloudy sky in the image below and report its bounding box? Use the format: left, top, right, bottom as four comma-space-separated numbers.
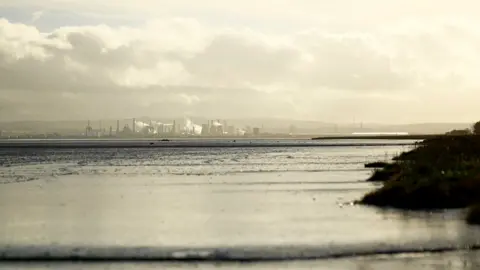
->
1, 0, 479, 123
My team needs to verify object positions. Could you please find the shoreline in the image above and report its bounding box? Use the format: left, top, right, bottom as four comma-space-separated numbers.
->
358, 135, 480, 224
0, 141, 416, 149
1, 134, 438, 141
312, 134, 440, 140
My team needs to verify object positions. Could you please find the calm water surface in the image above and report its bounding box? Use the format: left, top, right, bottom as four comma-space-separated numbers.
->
0, 139, 479, 269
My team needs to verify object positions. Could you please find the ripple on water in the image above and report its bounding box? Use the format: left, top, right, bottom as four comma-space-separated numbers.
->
0, 145, 405, 183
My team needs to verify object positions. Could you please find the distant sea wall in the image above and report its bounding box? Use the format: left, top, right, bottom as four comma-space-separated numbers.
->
312, 134, 441, 140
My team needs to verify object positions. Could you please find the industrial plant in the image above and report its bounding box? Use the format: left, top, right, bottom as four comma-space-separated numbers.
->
83, 117, 261, 138
0, 116, 426, 139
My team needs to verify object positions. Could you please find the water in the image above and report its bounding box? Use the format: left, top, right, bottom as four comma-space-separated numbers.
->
0, 139, 479, 269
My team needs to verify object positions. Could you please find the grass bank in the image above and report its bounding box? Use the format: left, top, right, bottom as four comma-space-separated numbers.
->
358, 135, 480, 224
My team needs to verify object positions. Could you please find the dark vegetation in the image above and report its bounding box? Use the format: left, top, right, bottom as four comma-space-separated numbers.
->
474, 121, 480, 135
359, 121, 480, 224
467, 204, 480, 225
364, 162, 389, 168
445, 129, 471, 136
366, 163, 401, 182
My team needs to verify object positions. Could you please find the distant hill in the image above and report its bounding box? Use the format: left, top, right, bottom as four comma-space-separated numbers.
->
376, 123, 472, 134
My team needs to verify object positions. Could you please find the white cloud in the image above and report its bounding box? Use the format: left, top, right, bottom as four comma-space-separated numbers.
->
1, 4, 480, 122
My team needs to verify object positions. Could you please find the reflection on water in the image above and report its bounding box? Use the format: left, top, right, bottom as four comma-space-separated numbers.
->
1, 173, 480, 261
1, 251, 480, 269
0, 142, 479, 269
0, 144, 411, 183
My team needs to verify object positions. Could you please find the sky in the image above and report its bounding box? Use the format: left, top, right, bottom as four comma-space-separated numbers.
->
1, 0, 480, 123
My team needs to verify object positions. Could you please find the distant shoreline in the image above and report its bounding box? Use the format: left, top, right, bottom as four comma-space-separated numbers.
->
0, 135, 315, 140
0, 134, 438, 141
312, 134, 440, 140
0, 139, 417, 149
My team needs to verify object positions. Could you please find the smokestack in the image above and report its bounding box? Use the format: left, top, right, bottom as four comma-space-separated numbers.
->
109, 126, 112, 137
132, 118, 136, 133
116, 120, 120, 134
86, 120, 90, 137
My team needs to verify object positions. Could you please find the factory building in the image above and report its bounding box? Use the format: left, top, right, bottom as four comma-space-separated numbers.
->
85, 121, 105, 137
201, 124, 209, 136
227, 126, 235, 135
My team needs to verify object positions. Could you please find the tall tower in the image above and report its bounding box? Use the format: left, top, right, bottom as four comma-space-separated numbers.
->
85, 120, 90, 137
132, 118, 136, 134
116, 120, 120, 134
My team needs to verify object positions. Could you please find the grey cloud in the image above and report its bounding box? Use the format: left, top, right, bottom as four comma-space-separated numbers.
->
62, 32, 162, 69
0, 18, 479, 122
294, 35, 411, 91
184, 35, 299, 85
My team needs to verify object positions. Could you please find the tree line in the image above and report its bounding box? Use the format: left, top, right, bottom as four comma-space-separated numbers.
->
446, 121, 480, 136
